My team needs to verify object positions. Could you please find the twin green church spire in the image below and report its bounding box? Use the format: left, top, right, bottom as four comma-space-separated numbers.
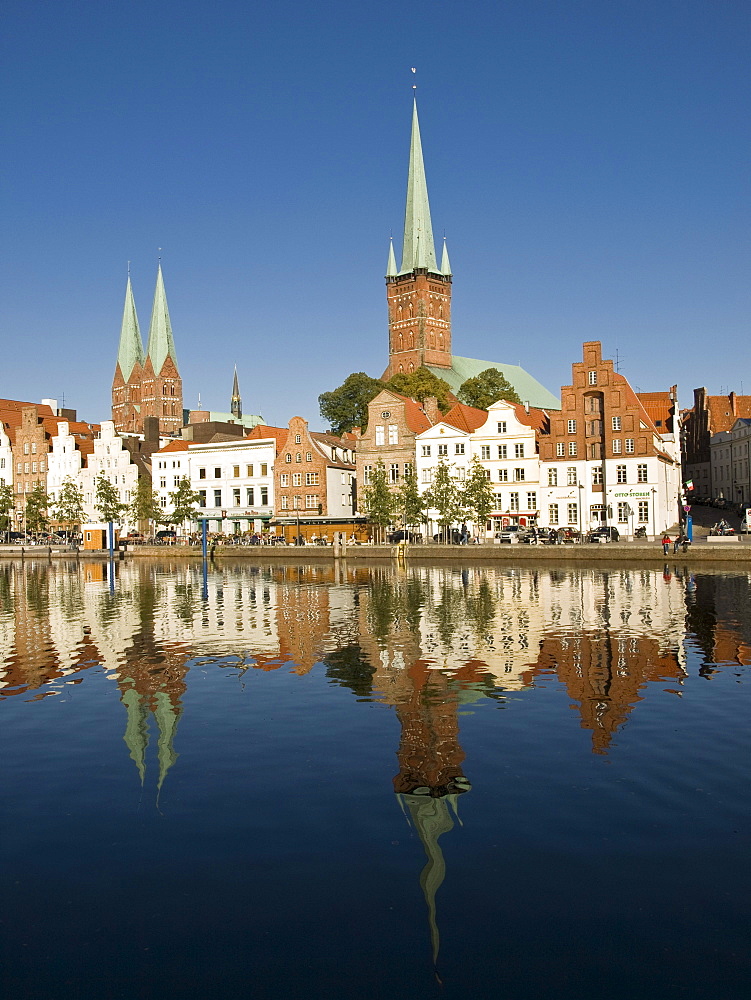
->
116, 263, 179, 380
389, 98, 452, 277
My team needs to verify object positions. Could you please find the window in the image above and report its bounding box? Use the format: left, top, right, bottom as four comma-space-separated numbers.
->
172, 476, 180, 488
549, 504, 559, 524
292, 473, 302, 486
455, 443, 465, 455
214, 467, 221, 478
23, 443, 29, 455
568, 442, 577, 456
625, 438, 635, 454
199, 468, 206, 479
612, 416, 621, 431
592, 466, 603, 485
638, 500, 649, 522
404, 463, 413, 478
305, 472, 319, 486
556, 443, 565, 457
305, 453, 311, 463
612, 439, 622, 454
422, 469, 432, 483
31, 462, 37, 473
515, 443, 524, 458
363, 465, 371, 486
421, 445, 431, 457
214, 489, 222, 506
497, 421, 507, 434
484, 469, 491, 480
388, 425, 398, 445
588, 371, 597, 385
233, 489, 241, 506
510, 492, 520, 511
616, 465, 627, 484
285, 453, 291, 463
295, 434, 301, 444
375, 426, 385, 446
305, 494, 318, 509
494, 493, 503, 509
281, 496, 288, 509
260, 464, 268, 476
246, 464, 253, 477
233, 466, 240, 478
198, 490, 206, 507
295, 453, 302, 463
567, 419, 576, 433
498, 469, 508, 482
637, 464, 648, 483
260, 487, 268, 505
438, 444, 448, 457
547, 468, 558, 486
567, 503, 578, 524
481, 445, 490, 460
498, 444, 507, 460
32, 442, 37, 454
567, 467, 577, 486
617, 502, 629, 523
514, 468, 525, 481
246, 488, 255, 505
527, 491, 537, 511
280, 474, 289, 487
390, 464, 399, 483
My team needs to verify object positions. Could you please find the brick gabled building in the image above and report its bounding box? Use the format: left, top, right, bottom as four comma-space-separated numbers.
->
356, 388, 436, 498
681, 388, 751, 497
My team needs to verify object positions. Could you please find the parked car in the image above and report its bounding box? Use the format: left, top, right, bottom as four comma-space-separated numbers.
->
155, 530, 176, 542
387, 530, 421, 543
496, 525, 527, 543
556, 527, 582, 543
586, 526, 620, 543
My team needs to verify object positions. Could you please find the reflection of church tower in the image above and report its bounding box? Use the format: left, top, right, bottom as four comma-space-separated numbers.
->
384, 99, 453, 379
230, 365, 242, 420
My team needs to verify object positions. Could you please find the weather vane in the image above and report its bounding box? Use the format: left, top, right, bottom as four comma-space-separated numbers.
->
411, 66, 416, 91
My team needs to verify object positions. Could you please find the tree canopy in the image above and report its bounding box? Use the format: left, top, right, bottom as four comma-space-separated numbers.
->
0, 482, 14, 533
94, 472, 126, 524
461, 456, 496, 542
53, 478, 85, 533
129, 477, 163, 529
168, 478, 202, 527
457, 368, 522, 409
318, 372, 386, 436
25, 483, 50, 533
424, 460, 465, 539
385, 367, 452, 413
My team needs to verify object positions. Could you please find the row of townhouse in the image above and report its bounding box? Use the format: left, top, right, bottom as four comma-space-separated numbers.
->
357, 342, 682, 538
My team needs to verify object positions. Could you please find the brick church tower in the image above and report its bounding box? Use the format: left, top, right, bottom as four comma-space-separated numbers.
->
113, 264, 183, 436
384, 99, 452, 380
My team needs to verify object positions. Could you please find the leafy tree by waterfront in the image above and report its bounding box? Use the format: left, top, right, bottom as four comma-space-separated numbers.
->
0, 482, 15, 534
385, 367, 452, 413
318, 372, 386, 435
94, 473, 126, 524
360, 459, 395, 542
458, 368, 522, 408
168, 478, 202, 529
129, 477, 163, 532
53, 478, 85, 535
424, 461, 464, 541
461, 456, 496, 542
394, 465, 426, 533
25, 483, 50, 534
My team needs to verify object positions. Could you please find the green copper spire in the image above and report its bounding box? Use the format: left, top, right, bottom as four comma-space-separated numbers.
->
386, 237, 398, 277
116, 274, 145, 382
440, 237, 452, 276
231, 365, 242, 419
146, 263, 179, 376
401, 99, 437, 273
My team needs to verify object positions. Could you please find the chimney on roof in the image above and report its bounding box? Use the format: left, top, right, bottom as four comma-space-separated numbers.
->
144, 416, 160, 443
423, 395, 441, 424
730, 391, 737, 415
524, 400, 530, 413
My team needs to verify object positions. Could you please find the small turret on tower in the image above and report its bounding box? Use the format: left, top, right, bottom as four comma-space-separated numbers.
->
231, 366, 242, 420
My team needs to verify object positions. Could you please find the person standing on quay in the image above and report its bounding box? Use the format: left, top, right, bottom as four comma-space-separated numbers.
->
662, 533, 671, 555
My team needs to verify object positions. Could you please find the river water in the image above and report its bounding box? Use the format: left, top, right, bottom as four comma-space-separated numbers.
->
1, 558, 749, 999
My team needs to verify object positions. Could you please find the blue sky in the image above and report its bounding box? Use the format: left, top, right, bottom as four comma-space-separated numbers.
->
1, 0, 748, 427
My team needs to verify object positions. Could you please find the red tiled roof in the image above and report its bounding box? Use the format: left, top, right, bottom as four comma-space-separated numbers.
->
246, 424, 289, 452
442, 402, 488, 433
156, 440, 191, 453
706, 395, 751, 433
637, 392, 673, 432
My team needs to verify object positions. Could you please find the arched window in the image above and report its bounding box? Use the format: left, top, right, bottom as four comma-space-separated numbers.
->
398, 334, 403, 350
170, 385, 175, 396
409, 332, 414, 348
163, 402, 168, 414
408, 362, 414, 372
296, 453, 302, 463
285, 453, 292, 463
408, 303, 414, 318
163, 385, 167, 395
439, 305, 443, 319
398, 305, 403, 319
428, 303, 433, 316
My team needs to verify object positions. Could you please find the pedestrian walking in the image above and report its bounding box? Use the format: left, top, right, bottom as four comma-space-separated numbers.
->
673, 533, 682, 554
662, 533, 671, 555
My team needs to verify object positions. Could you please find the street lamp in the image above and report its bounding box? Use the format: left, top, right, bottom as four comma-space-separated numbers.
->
577, 483, 583, 541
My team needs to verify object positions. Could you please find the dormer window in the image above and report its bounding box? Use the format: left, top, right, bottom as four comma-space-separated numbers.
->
588, 371, 597, 385
295, 434, 301, 444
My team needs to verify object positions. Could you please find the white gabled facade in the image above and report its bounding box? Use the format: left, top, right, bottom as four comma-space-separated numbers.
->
153, 437, 277, 535
47, 421, 85, 506
0, 424, 12, 490
80, 421, 141, 531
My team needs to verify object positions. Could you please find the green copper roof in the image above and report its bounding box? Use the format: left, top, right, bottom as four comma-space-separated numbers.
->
386, 237, 397, 277
440, 238, 452, 276
146, 263, 179, 376
427, 355, 561, 411
401, 99, 438, 273
116, 275, 145, 382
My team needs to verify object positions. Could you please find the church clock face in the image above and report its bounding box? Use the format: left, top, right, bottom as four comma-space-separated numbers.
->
381, 411, 391, 418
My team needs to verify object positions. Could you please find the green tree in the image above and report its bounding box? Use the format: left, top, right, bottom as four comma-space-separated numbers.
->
385, 367, 452, 413
461, 456, 496, 543
318, 372, 386, 436
25, 482, 49, 534
360, 459, 395, 543
129, 477, 163, 531
424, 460, 464, 542
53, 478, 85, 536
457, 368, 522, 409
394, 464, 426, 533
0, 482, 15, 535
94, 472, 126, 524
168, 478, 202, 529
